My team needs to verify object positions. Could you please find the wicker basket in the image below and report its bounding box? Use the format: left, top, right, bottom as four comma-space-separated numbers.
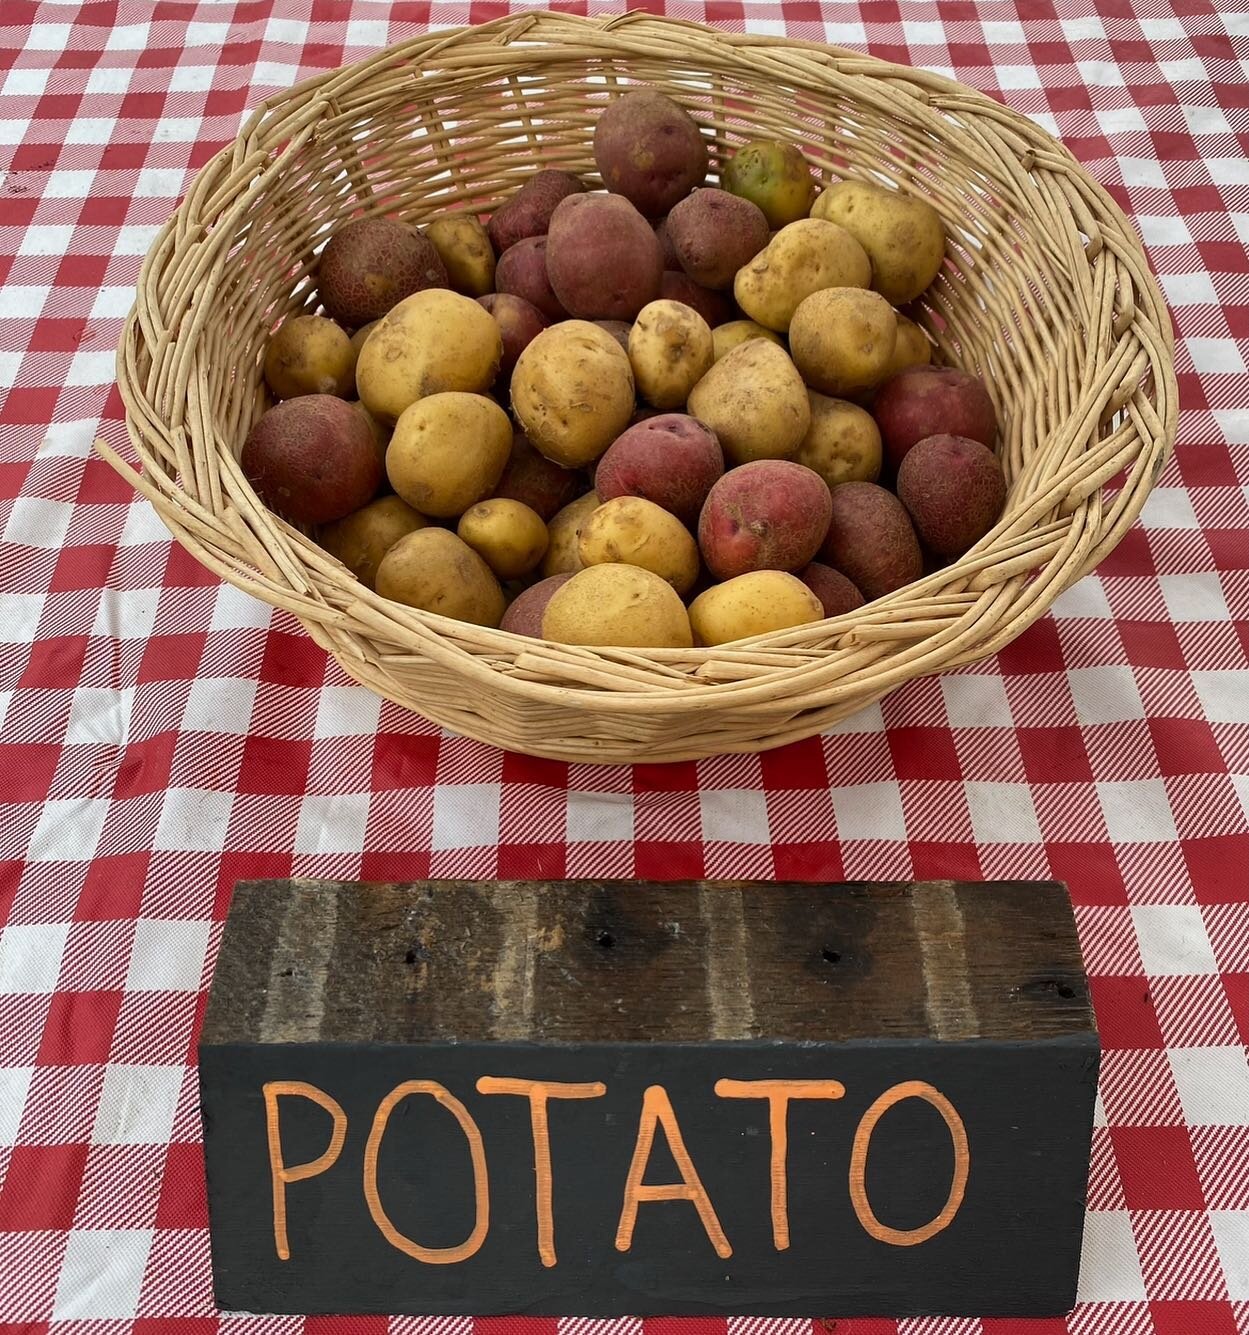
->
101, 12, 1177, 763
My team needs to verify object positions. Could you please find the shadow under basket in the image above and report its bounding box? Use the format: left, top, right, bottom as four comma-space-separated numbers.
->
101, 11, 1177, 763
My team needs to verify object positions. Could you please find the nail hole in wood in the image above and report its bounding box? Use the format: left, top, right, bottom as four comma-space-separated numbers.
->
404, 949, 418, 965
822, 947, 840, 964
597, 931, 615, 950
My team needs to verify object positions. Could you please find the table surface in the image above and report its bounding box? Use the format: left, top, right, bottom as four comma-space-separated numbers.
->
1, 0, 1247, 1331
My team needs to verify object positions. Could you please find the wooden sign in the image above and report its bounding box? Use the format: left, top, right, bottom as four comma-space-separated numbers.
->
200, 878, 1098, 1318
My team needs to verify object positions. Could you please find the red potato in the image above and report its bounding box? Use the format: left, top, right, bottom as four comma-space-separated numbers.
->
595, 414, 724, 528
820, 481, 923, 601
659, 271, 735, 329
486, 170, 585, 254
593, 320, 634, 352
667, 188, 770, 290
874, 365, 998, 473
545, 194, 663, 320
593, 88, 709, 218
495, 236, 569, 322
477, 293, 548, 386
318, 218, 447, 329
698, 459, 832, 581
896, 432, 1007, 557
799, 562, 866, 617
492, 430, 585, 521
500, 574, 574, 637
654, 217, 682, 271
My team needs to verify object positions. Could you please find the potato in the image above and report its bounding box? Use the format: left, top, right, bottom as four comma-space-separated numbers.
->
721, 141, 817, 229
686, 338, 809, 466
493, 429, 583, 520
494, 236, 568, 322
264, 314, 355, 399
511, 322, 635, 468
689, 571, 823, 646
813, 179, 945, 305
712, 319, 783, 362
457, 498, 550, 579
542, 563, 693, 649
733, 219, 871, 332
501, 573, 573, 637
591, 320, 633, 352
477, 293, 548, 386
666, 188, 769, 290
348, 398, 392, 465
594, 413, 723, 526
386, 392, 511, 517
546, 194, 663, 321
487, 170, 585, 254
874, 364, 998, 472
654, 217, 682, 270
820, 481, 922, 600
318, 217, 447, 328
794, 392, 882, 488
593, 89, 708, 218
627, 300, 714, 410
698, 459, 831, 580
376, 527, 505, 627
789, 288, 897, 396
319, 495, 429, 589
660, 271, 735, 328
880, 314, 932, 381
896, 433, 1007, 557
424, 215, 496, 297
577, 496, 700, 595
241, 395, 382, 525
541, 490, 600, 577
356, 289, 501, 422
798, 562, 865, 617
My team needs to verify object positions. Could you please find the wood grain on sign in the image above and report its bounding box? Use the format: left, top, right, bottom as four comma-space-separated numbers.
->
200, 879, 1098, 1318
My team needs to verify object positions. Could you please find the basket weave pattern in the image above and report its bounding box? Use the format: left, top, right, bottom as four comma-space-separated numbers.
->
101, 12, 1177, 763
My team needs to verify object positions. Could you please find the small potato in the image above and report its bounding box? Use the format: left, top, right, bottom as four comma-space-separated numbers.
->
628, 300, 714, 411
686, 338, 809, 466
789, 288, 897, 397
349, 322, 379, 389
880, 314, 932, 381
874, 364, 998, 472
799, 562, 865, 618
794, 392, 882, 488
578, 496, 700, 595
722, 141, 817, 229
264, 314, 355, 399
376, 526, 505, 627
318, 217, 447, 329
501, 573, 573, 637
821, 481, 923, 600
424, 215, 496, 297
487, 170, 585, 255
712, 319, 783, 362
733, 219, 871, 332
542, 563, 693, 649
495, 236, 569, 322
319, 495, 428, 589
593, 89, 708, 218
688, 571, 823, 646
511, 322, 635, 468
895, 432, 1007, 558
698, 459, 831, 580
493, 429, 583, 520
457, 498, 550, 579
542, 490, 600, 577
356, 289, 501, 422
594, 413, 723, 527
386, 392, 511, 517
666, 188, 769, 290
660, 271, 735, 329
594, 319, 633, 352
813, 179, 945, 305
477, 294, 548, 386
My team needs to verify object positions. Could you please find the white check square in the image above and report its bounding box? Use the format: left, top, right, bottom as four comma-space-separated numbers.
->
153, 788, 233, 852
92, 1065, 184, 1145
832, 782, 906, 841
432, 783, 500, 850
1098, 779, 1179, 843
53, 1229, 153, 1319
1169, 1047, 1249, 1126
965, 782, 1043, 844
1132, 905, 1219, 976
1068, 666, 1146, 725
566, 792, 634, 844
0, 922, 69, 994
700, 789, 770, 845
125, 919, 210, 992
295, 792, 369, 855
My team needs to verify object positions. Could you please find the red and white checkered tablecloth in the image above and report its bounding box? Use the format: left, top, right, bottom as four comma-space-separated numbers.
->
1, 0, 1247, 1330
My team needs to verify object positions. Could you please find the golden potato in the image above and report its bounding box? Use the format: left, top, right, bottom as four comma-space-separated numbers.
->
712, 319, 783, 362
577, 496, 700, 595
879, 313, 932, 381
349, 321, 378, 357
264, 314, 355, 399
627, 300, 714, 410
794, 392, 882, 488
386, 392, 511, 517
813, 180, 945, 305
511, 321, 635, 467
356, 289, 501, 422
789, 288, 897, 397
541, 490, 599, 577
688, 570, 823, 646
424, 215, 496, 297
686, 338, 810, 466
542, 563, 693, 648
732, 219, 871, 333
375, 527, 505, 627
348, 398, 392, 462
319, 495, 428, 589
457, 498, 549, 580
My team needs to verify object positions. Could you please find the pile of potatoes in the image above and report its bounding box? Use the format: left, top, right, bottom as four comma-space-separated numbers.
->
241, 86, 1008, 650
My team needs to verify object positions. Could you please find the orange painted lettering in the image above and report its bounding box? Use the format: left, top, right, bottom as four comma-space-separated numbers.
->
263, 1080, 348, 1262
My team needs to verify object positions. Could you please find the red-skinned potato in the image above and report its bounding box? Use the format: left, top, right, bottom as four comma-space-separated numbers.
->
895, 433, 1007, 557
486, 170, 585, 255
660, 271, 735, 328
820, 482, 923, 600
593, 320, 633, 352
477, 293, 547, 385
698, 459, 832, 581
500, 573, 573, 637
667, 188, 770, 290
318, 218, 447, 329
593, 88, 708, 218
654, 217, 682, 270
799, 562, 866, 617
595, 414, 723, 528
495, 236, 569, 322
492, 430, 584, 521
545, 194, 663, 320
874, 365, 998, 473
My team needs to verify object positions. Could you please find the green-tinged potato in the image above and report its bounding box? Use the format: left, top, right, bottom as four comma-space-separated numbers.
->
593, 89, 708, 218
356, 289, 501, 422
500, 573, 573, 637
542, 563, 693, 648
386, 392, 511, 517
794, 392, 882, 488
712, 319, 783, 362
318, 217, 447, 329
628, 300, 714, 410
721, 141, 817, 229
577, 495, 700, 595
457, 498, 550, 579
666, 187, 769, 289
511, 322, 635, 468
546, 194, 663, 321
542, 490, 600, 577
733, 219, 871, 332
789, 288, 897, 396
688, 570, 823, 646
880, 313, 932, 381
487, 170, 585, 254
813, 179, 945, 305
319, 495, 428, 589
686, 338, 809, 466
376, 527, 505, 627
264, 314, 355, 399
424, 215, 496, 297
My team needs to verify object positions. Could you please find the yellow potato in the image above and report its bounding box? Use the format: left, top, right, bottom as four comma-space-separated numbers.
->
732, 219, 871, 332
577, 496, 700, 595
511, 322, 635, 468
688, 571, 823, 646
541, 491, 600, 577
264, 314, 355, 399
879, 313, 932, 381
794, 392, 882, 488
712, 319, 784, 362
356, 289, 501, 422
788, 288, 898, 397
813, 179, 945, 305
319, 495, 429, 589
627, 300, 714, 410
386, 392, 511, 517
542, 563, 693, 649
349, 321, 378, 357
457, 498, 549, 580
424, 215, 496, 298
375, 527, 505, 627
686, 339, 810, 466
